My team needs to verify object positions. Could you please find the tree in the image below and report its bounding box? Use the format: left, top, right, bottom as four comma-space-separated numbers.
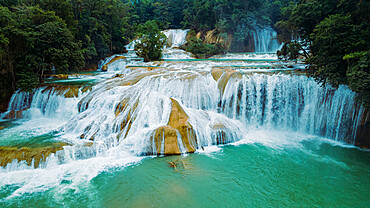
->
181, 37, 226, 59
308, 14, 357, 87
134, 20, 167, 62
0, 6, 84, 91
344, 50, 370, 107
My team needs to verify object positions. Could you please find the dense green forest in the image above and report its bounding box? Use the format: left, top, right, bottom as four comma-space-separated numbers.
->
0, 0, 292, 93
0, 0, 369, 107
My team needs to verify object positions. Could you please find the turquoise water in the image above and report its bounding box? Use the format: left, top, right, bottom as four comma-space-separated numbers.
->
1, 133, 369, 207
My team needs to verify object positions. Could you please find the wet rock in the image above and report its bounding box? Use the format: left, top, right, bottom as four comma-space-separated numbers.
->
153, 126, 182, 155
102, 56, 126, 71
52, 74, 69, 79
42, 85, 92, 98
211, 68, 242, 95
102, 65, 108, 71
3, 108, 29, 119
83, 141, 94, 147
211, 123, 228, 145
0, 142, 68, 168
0, 126, 4, 130
355, 110, 370, 148
149, 98, 196, 155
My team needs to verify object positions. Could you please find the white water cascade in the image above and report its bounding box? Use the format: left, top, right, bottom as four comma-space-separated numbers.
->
98, 29, 192, 71
0, 59, 367, 199
253, 27, 282, 53
61, 70, 365, 152
163, 29, 190, 48
221, 74, 364, 144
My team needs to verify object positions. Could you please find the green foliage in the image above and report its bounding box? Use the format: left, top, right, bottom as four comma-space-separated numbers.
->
277, 41, 301, 61
0, 0, 316, 94
277, 0, 370, 106
181, 37, 226, 59
344, 50, 370, 107
0, 6, 84, 91
15, 71, 39, 92
73, 0, 134, 64
0, 0, 134, 92
308, 14, 359, 87
134, 20, 167, 62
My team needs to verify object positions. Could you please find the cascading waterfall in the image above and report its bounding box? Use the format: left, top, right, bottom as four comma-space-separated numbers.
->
0, 52, 368, 204
1, 67, 365, 174
220, 74, 364, 144
253, 27, 282, 53
62, 69, 243, 155
63, 70, 365, 153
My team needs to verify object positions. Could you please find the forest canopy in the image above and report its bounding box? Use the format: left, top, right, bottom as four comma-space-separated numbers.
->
1, 0, 289, 92
0, 0, 368, 107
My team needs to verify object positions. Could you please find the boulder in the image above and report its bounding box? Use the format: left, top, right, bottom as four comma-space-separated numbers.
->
149, 98, 197, 155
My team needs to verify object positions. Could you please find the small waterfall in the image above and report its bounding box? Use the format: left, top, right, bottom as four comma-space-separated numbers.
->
126, 29, 189, 50
98, 54, 122, 70
163, 29, 190, 48
253, 27, 282, 53
98, 29, 191, 71
2, 85, 90, 119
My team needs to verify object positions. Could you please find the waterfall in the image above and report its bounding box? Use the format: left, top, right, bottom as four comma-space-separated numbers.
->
97, 29, 191, 71
0, 67, 366, 174
62, 69, 243, 155
98, 29, 191, 71
61, 70, 364, 153
3, 70, 365, 149
163, 29, 190, 48
220, 74, 364, 144
2, 85, 90, 119
253, 27, 282, 53
123, 29, 189, 52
